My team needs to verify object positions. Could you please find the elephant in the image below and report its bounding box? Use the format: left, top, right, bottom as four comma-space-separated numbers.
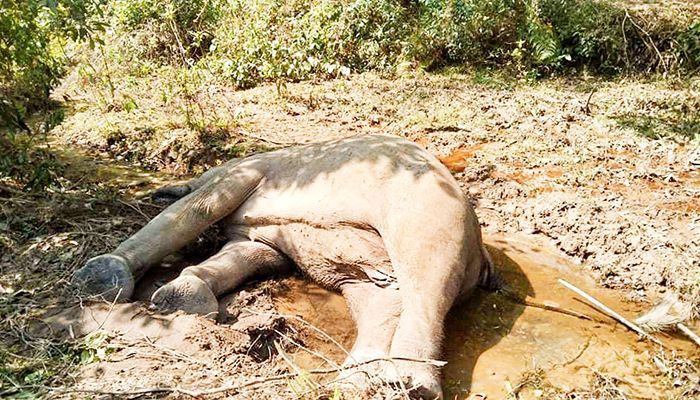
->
72, 134, 496, 399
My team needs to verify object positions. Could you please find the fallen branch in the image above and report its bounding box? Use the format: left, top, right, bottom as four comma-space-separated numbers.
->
676, 323, 700, 347
558, 279, 663, 346
499, 290, 599, 322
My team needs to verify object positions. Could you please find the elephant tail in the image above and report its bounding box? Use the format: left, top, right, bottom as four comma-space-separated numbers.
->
477, 245, 504, 292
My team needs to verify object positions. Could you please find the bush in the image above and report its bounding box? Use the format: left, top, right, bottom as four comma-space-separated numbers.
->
0, 108, 64, 190
110, 0, 223, 64
96, 0, 699, 89
0, 0, 102, 189
0, 0, 105, 111
413, 0, 560, 69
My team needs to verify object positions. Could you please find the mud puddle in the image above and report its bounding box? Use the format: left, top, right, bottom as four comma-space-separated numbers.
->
47, 135, 176, 197
273, 233, 699, 398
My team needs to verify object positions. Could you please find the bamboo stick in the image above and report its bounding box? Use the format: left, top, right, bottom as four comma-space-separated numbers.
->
558, 278, 662, 346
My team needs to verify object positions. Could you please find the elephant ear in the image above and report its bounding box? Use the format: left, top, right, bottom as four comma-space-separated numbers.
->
151, 184, 192, 204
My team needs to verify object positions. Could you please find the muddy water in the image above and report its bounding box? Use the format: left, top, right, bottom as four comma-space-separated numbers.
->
47, 136, 176, 196
273, 233, 699, 398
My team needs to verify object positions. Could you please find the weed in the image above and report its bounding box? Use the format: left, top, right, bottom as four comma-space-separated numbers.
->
614, 96, 700, 142
0, 107, 65, 190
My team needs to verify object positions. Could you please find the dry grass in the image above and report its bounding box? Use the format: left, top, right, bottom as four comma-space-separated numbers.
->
0, 180, 158, 397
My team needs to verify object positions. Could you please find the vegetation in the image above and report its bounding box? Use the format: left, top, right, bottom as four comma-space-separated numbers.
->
0, 0, 105, 110
3, 0, 699, 110
2, 0, 697, 189
1, 0, 105, 189
105, 0, 699, 86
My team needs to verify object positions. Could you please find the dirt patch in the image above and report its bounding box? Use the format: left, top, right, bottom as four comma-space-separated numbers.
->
38, 279, 303, 399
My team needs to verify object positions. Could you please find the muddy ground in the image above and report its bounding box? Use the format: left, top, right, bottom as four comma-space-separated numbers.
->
1, 72, 699, 399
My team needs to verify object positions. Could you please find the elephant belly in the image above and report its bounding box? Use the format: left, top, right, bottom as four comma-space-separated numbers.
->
222, 221, 395, 291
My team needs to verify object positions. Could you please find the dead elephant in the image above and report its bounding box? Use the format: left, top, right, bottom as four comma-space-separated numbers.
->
72, 134, 496, 399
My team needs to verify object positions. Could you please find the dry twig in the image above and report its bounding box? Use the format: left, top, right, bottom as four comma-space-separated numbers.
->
624, 9, 668, 73
499, 289, 599, 322
676, 323, 700, 347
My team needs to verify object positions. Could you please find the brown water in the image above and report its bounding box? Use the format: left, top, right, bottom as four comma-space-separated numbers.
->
273, 233, 699, 398
47, 136, 176, 196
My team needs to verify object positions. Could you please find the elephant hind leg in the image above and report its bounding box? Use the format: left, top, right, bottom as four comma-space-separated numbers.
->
151, 239, 291, 317
338, 282, 401, 371
380, 207, 480, 399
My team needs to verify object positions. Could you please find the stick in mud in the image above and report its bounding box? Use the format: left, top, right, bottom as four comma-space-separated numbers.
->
676, 323, 700, 348
558, 278, 663, 346
498, 289, 599, 322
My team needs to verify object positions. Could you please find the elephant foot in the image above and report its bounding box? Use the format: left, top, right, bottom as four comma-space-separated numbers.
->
335, 361, 381, 391
72, 254, 134, 302
150, 275, 218, 318
384, 361, 443, 400
335, 352, 403, 396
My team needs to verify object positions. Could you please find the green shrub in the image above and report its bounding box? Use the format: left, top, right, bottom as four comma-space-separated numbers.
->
541, 0, 630, 73
206, 0, 413, 87
677, 22, 700, 71
0, 0, 105, 110
1, 1, 104, 190
0, 108, 64, 190
96, 0, 699, 89
543, 0, 700, 73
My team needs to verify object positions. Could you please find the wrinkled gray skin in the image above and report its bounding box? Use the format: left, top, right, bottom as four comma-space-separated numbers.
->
73, 134, 494, 399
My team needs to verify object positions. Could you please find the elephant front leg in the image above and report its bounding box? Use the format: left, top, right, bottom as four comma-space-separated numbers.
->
150, 239, 290, 317
72, 166, 264, 301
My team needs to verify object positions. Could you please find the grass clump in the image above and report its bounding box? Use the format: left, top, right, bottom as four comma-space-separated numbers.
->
0, 331, 116, 398
612, 79, 700, 141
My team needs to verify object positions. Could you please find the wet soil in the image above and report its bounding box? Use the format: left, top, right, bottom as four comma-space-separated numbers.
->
277, 233, 699, 399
